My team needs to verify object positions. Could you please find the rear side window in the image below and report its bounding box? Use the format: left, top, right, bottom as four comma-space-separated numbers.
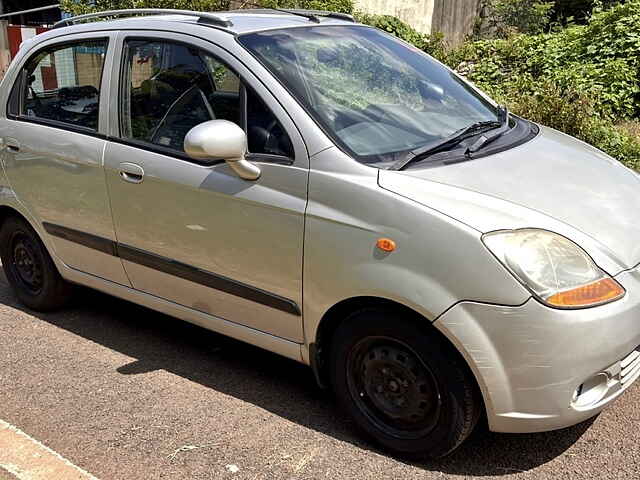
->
20, 40, 107, 131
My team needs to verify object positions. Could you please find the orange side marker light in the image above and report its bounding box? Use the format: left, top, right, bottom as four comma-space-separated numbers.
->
376, 238, 396, 252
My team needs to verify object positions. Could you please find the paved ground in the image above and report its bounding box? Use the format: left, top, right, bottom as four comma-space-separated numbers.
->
0, 271, 639, 480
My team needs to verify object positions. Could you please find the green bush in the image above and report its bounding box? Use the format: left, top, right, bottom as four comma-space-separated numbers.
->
453, 1, 640, 119
566, 0, 640, 65
587, 123, 640, 171
549, 59, 639, 118
446, 0, 640, 168
488, 75, 638, 168
492, 76, 596, 138
482, 0, 555, 37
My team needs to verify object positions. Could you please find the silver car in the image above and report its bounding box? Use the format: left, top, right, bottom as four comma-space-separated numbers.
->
0, 8, 639, 458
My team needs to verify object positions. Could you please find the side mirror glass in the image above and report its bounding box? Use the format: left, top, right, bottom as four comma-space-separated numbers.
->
184, 120, 261, 180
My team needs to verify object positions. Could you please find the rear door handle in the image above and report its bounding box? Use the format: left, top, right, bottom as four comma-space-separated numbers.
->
118, 162, 144, 184
5, 138, 20, 153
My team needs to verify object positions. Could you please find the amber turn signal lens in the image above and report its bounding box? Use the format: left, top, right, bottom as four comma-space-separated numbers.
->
546, 278, 625, 307
376, 238, 396, 252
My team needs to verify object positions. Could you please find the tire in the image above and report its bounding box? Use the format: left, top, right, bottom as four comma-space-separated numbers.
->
329, 308, 481, 458
0, 216, 73, 311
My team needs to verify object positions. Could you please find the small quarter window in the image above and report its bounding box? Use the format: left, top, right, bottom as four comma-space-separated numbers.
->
21, 40, 107, 131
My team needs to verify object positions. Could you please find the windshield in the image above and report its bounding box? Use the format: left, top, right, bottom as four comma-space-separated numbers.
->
238, 25, 499, 164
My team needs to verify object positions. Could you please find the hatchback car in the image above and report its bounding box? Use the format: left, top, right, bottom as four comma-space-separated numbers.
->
0, 8, 639, 458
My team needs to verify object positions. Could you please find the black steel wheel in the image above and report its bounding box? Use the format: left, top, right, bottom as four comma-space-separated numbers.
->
330, 308, 481, 458
9, 231, 44, 295
347, 337, 441, 440
0, 216, 73, 311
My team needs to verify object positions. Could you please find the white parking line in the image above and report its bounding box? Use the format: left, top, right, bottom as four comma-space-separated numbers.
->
0, 419, 99, 480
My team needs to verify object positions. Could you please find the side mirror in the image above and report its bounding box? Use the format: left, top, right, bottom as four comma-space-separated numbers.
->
184, 120, 261, 180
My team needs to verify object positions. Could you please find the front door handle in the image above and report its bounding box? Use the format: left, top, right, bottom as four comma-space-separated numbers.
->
118, 162, 144, 184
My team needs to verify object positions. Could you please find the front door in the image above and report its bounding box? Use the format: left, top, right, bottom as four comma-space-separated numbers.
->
103, 34, 308, 342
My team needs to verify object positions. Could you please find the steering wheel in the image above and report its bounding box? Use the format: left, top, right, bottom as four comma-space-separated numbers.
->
251, 118, 290, 157
149, 85, 214, 146
264, 118, 279, 152
28, 85, 43, 111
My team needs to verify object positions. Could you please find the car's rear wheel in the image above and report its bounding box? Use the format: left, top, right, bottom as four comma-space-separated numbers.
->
0, 216, 73, 311
329, 308, 481, 458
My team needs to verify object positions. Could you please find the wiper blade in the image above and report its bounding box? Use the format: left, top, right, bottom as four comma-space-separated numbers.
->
390, 117, 503, 171
464, 105, 510, 156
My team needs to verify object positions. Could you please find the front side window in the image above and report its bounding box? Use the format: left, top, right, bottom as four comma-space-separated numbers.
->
20, 40, 107, 131
239, 26, 500, 164
120, 39, 292, 158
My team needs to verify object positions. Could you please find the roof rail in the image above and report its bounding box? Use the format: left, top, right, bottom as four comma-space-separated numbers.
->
230, 6, 356, 23
52, 9, 233, 29
286, 10, 356, 22
323, 12, 356, 22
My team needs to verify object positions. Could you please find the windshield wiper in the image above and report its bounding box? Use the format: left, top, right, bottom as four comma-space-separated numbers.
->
389, 107, 508, 171
464, 105, 510, 156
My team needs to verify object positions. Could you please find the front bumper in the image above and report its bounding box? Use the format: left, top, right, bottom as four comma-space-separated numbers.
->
434, 266, 640, 433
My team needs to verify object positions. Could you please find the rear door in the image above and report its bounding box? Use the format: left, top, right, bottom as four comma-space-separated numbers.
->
0, 32, 131, 286
102, 31, 308, 342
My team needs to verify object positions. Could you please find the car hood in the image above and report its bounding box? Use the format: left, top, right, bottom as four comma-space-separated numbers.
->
378, 126, 640, 273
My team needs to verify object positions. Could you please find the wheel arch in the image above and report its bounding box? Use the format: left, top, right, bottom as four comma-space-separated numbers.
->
0, 204, 58, 265
0, 205, 31, 230
310, 295, 485, 415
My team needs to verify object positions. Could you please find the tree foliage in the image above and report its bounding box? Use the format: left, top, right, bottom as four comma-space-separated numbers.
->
60, 0, 231, 16
60, 0, 354, 15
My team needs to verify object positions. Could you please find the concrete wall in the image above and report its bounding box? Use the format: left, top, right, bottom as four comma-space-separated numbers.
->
355, 0, 481, 45
354, 0, 436, 35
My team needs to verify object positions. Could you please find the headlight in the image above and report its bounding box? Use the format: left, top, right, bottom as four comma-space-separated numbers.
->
483, 229, 625, 308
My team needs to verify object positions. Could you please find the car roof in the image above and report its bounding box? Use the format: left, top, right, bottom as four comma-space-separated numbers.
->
52, 9, 360, 36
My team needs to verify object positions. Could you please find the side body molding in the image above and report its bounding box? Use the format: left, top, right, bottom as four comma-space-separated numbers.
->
43, 222, 301, 316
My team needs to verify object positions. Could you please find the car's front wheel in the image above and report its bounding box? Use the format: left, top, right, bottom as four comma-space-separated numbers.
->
329, 308, 481, 458
0, 216, 73, 311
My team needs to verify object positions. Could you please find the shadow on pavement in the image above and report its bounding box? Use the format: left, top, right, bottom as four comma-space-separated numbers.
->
1, 280, 593, 476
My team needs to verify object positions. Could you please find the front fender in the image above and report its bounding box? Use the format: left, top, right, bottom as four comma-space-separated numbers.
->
302, 151, 531, 348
